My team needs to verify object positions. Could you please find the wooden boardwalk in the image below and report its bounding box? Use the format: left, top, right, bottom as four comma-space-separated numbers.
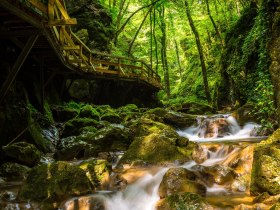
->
0, 0, 161, 102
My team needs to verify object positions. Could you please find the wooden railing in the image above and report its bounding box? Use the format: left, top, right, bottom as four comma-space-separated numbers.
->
16, 0, 161, 89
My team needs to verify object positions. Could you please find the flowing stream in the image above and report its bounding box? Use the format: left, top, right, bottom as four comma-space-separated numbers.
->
60, 114, 265, 210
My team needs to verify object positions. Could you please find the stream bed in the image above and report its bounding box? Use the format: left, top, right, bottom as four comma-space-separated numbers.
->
0, 114, 275, 210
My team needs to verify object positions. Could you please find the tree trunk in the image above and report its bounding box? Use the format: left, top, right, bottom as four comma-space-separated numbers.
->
114, 0, 161, 45
153, 7, 159, 73
159, 5, 170, 98
205, 0, 224, 46
184, 0, 211, 102
128, 6, 153, 54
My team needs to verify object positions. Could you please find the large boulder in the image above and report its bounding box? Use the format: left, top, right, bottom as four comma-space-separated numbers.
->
78, 159, 112, 188
250, 129, 280, 195
146, 108, 197, 128
81, 125, 130, 156
2, 142, 41, 167
62, 118, 100, 137
156, 192, 214, 210
232, 102, 256, 125
51, 105, 78, 122
120, 117, 194, 165
0, 162, 31, 181
158, 168, 206, 198
54, 136, 90, 160
19, 161, 93, 204
79, 105, 100, 121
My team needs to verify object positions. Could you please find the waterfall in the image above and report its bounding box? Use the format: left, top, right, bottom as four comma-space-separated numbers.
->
177, 115, 260, 142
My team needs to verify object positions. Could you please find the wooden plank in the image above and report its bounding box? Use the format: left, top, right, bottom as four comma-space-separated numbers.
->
48, 0, 55, 20
48, 18, 77, 26
95, 67, 120, 75
0, 34, 39, 103
61, 45, 80, 50
27, 0, 48, 14
54, 0, 70, 19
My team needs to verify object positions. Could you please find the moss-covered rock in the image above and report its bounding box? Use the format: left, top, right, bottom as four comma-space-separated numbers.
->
101, 112, 122, 124
79, 105, 100, 120
159, 168, 206, 198
19, 161, 93, 203
270, 202, 280, 210
62, 118, 100, 137
51, 105, 79, 122
2, 142, 41, 167
232, 102, 256, 125
81, 125, 130, 156
78, 159, 112, 188
156, 192, 214, 210
171, 102, 214, 115
250, 129, 280, 195
0, 162, 31, 181
120, 117, 194, 165
54, 136, 89, 160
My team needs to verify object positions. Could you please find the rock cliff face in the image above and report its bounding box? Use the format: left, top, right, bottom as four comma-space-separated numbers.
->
268, 0, 280, 125
66, 0, 115, 52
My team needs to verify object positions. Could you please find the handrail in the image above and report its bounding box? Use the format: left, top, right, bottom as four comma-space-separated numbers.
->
11, 0, 161, 89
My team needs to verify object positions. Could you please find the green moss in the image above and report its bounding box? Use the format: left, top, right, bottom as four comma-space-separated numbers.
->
19, 161, 93, 202
250, 129, 280, 195
158, 192, 212, 210
79, 105, 100, 120
63, 118, 99, 137
2, 142, 41, 167
79, 159, 112, 186
0, 162, 31, 181
120, 119, 192, 165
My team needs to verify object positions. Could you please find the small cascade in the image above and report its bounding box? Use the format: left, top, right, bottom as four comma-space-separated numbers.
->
61, 168, 168, 210
178, 114, 261, 142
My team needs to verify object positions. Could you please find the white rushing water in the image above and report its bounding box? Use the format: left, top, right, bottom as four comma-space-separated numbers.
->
177, 115, 260, 142
61, 115, 261, 210
103, 168, 168, 210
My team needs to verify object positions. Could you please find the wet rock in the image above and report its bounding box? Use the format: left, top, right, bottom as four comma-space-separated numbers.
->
270, 202, 280, 210
234, 203, 271, 210
250, 129, 280, 195
195, 165, 236, 185
100, 112, 122, 124
198, 118, 230, 138
54, 136, 89, 160
2, 142, 41, 167
120, 117, 194, 165
192, 144, 207, 164
158, 168, 205, 198
60, 195, 105, 210
19, 161, 93, 203
0, 162, 31, 181
82, 125, 130, 157
62, 118, 100, 137
231, 174, 250, 192
207, 165, 236, 185
156, 192, 214, 210
78, 159, 112, 188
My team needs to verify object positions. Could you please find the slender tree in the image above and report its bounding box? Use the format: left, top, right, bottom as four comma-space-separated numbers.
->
184, 0, 211, 102
159, 5, 170, 98
128, 6, 153, 54
205, 0, 224, 46
114, 0, 161, 45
